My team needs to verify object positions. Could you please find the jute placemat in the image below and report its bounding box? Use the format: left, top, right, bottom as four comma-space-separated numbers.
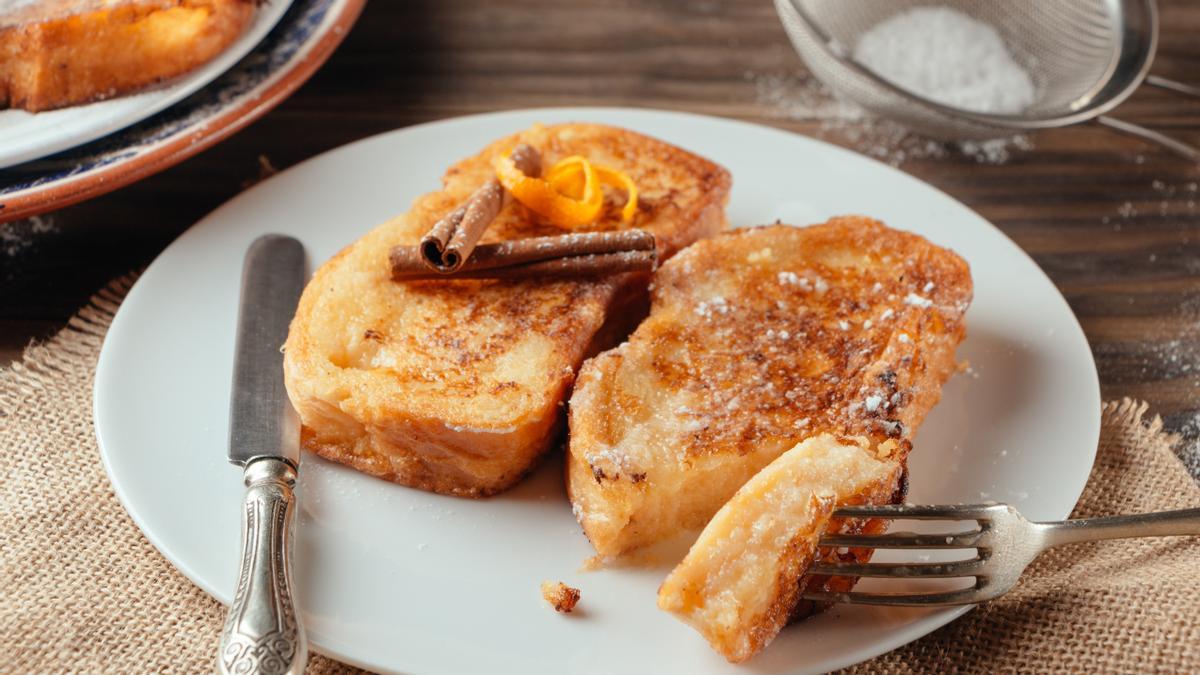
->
2, 279, 1198, 674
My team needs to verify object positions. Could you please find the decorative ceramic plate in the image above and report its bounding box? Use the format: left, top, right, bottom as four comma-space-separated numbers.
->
0, 0, 294, 170
95, 108, 1101, 675
0, 0, 364, 223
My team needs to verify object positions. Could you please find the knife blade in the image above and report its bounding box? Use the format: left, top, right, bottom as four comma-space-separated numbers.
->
228, 233, 305, 468
218, 234, 308, 675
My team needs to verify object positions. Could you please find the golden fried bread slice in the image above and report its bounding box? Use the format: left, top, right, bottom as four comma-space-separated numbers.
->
567, 218, 970, 555
284, 123, 730, 497
1, 0, 255, 112
658, 434, 902, 663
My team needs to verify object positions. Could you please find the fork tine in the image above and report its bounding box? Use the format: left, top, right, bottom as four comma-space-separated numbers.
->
819, 530, 985, 549
800, 586, 985, 606
832, 503, 1006, 521
808, 558, 985, 578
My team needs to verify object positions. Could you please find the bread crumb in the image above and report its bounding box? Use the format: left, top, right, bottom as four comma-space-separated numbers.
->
578, 549, 664, 571
241, 154, 279, 189
541, 581, 581, 613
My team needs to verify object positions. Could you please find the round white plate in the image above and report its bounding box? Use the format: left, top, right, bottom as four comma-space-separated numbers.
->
95, 108, 1101, 674
0, 0, 292, 169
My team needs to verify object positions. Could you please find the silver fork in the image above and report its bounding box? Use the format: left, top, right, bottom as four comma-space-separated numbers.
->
801, 504, 1200, 606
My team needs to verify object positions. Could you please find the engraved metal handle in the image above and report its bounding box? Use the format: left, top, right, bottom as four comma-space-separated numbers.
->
218, 458, 306, 675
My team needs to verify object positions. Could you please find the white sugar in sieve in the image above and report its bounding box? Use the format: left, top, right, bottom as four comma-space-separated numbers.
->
775, 0, 1200, 161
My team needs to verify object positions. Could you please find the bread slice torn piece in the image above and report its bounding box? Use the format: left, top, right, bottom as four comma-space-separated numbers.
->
657, 433, 902, 663
284, 123, 730, 497
567, 218, 971, 555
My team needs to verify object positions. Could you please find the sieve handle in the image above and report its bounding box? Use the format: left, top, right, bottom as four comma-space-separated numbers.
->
1144, 75, 1200, 100
1095, 116, 1200, 163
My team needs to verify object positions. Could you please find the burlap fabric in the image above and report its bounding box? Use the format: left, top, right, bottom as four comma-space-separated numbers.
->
2, 279, 1198, 674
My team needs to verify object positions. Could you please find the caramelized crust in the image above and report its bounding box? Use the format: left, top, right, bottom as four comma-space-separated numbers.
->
658, 434, 902, 662
789, 469, 906, 621
284, 123, 730, 496
568, 218, 971, 555
0, 0, 255, 112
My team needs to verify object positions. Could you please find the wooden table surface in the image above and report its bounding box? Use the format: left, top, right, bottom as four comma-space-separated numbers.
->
2, 0, 1198, 441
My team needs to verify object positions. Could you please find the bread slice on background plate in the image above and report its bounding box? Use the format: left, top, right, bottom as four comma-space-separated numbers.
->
567, 218, 971, 556
0, 0, 256, 112
284, 123, 731, 497
658, 433, 903, 663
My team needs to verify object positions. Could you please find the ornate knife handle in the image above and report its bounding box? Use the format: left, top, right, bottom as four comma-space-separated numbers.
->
218, 458, 307, 675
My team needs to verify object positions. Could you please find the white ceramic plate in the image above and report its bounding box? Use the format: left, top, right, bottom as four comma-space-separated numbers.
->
0, 0, 292, 169
94, 108, 1101, 674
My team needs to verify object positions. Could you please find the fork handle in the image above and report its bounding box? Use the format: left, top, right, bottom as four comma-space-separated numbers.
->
1039, 508, 1200, 548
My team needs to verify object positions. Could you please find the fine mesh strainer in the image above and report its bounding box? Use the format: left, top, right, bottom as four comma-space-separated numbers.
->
776, 0, 1200, 160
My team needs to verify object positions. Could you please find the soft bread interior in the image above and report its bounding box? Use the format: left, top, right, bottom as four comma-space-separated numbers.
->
657, 433, 901, 663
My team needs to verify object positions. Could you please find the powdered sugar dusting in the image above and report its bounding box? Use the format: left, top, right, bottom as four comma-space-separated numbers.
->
695, 296, 731, 318
777, 271, 812, 290
607, 227, 967, 470
1177, 410, 1200, 479
0, 0, 38, 14
1, 215, 57, 257
585, 445, 631, 473
904, 293, 933, 309
750, 71, 1031, 166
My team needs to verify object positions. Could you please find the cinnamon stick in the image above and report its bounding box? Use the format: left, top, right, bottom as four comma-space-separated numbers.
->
395, 250, 656, 281
419, 143, 541, 272
391, 230, 657, 281
420, 250, 655, 280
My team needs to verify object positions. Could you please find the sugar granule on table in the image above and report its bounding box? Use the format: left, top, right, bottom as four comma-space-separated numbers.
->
749, 72, 1031, 166
853, 6, 1037, 115
1, 215, 57, 257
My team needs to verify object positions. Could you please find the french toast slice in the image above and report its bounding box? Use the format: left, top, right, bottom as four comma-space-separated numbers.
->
567, 218, 971, 555
658, 433, 902, 663
284, 123, 730, 497
0, 0, 255, 112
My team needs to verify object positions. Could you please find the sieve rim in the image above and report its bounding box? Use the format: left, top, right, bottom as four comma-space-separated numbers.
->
784, 0, 1159, 131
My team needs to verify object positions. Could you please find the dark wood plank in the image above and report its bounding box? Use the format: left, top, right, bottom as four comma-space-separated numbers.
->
1, 0, 1198, 445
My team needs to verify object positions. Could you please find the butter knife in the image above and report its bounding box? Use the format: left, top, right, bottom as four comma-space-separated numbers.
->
218, 234, 308, 675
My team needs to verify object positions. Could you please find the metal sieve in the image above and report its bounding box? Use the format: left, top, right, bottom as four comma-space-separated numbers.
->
775, 0, 1200, 160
